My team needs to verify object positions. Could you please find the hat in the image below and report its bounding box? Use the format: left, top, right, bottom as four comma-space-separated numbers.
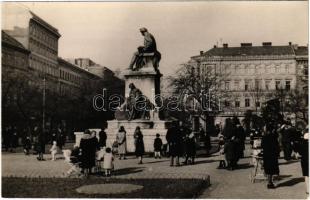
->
139, 27, 148, 32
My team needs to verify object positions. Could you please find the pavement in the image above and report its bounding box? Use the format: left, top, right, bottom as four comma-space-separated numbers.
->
2, 141, 308, 199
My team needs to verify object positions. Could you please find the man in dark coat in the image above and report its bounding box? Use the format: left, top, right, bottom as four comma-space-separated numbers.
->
224, 136, 238, 170
37, 128, 46, 161
80, 130, 97, 175
166, 123, 181, 166
235, 122, 246, 158
281, 122, 294, 161
262, 123, 280, 189
98, 128, 107, 148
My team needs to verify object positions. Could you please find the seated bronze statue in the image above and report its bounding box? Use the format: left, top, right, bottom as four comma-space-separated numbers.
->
128, 27, 161, 72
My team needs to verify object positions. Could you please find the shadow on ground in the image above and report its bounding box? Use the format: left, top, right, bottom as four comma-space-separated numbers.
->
277, 177, 305, 187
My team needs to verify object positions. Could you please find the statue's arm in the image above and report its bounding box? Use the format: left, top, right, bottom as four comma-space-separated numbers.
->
143, 34, 154, 51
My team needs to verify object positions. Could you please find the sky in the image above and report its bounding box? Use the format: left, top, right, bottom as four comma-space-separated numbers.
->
2, 1, 308, 75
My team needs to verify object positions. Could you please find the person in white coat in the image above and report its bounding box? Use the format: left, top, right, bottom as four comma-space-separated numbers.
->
103, 147, 114, 177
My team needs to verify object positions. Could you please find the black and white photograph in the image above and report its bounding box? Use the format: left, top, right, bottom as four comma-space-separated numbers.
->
1, 1, 309, 199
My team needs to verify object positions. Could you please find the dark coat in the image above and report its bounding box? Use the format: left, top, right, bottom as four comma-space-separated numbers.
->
298, 138, 308, 176
166, 127, 183, 157
224, 140, 237, 161
98, 130, 107, 147
80, 134, 97, 169
154, 137, 163, 152
37, 132, 45, 154
262, 133, 280, 175
135, 132, 145, 156
184, 136, 196, 157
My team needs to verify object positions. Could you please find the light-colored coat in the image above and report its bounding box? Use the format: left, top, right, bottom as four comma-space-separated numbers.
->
116, 131, 126, 154
103, 153, 114, 169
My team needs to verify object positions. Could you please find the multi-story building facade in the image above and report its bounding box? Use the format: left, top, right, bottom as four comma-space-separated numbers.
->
189, 42, 308, 123
3, 9, 61, 93
58, 57, 101, 98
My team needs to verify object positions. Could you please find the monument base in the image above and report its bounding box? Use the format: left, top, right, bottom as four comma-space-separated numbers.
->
105, 120, 172, 152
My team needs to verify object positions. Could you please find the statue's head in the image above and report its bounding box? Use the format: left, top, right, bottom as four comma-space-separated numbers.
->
139, 27, 148, 36
129, 83, 135, 89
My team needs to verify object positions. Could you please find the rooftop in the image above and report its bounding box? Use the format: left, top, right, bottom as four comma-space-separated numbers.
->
2, 31, 29, 53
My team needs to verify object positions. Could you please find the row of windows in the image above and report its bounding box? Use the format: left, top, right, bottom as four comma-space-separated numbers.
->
59, 69, 82, 85
29, 38, 57, 60
30, 57, 58, 77
29, 21, 58, 50
224, 98, 258, 108
200, 63, 294, 75
2, 51, 28, 68
59, 84, 79, 96
222, 79, 292, 91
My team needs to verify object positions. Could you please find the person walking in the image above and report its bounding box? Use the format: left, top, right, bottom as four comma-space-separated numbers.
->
281, 122, 293, 161
79, 129, 97, 176
134, 127, 145, 164
183, 132, 196, 165
57, 127, 65, 150
37, 128, 46, 161
262, 123, 280, 189
166, 122, 181, 167
224, 136, 238, 170
116, 126, 127, 160
98, 128, 107, 148
297, 126, 309, 195
154, 133, 163, 159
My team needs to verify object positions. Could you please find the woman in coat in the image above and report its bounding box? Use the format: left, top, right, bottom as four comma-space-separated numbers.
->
134, 127, 145, 164
79, 129, 97, 175
298, 127, 308, 194
116, 126, 127, 160
262, 123, 280, 189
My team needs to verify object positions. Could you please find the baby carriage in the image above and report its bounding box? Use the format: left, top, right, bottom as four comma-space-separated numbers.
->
66, 146, 82, 177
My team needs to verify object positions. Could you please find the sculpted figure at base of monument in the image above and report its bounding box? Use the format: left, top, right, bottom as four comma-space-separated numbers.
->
115, 83, 154, 121
128, 27, 161, 72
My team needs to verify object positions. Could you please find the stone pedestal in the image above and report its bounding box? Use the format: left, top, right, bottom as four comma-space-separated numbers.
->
105, 120, 172, 152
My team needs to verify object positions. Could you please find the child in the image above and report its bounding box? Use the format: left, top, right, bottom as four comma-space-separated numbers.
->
217, 134, 226, 169
23, 136, 31, 155
50, 141, 57, 161
103, 147, 114, 177
154, 133, 163, 159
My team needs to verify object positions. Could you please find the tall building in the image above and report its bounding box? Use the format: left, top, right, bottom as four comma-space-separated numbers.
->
3, 6, 61, 92
189, 42, 308, 123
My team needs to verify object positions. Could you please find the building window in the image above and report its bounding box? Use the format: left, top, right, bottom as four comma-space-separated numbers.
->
235, 101, 240, 108
256, 101, 261, 107
225, 81, 230, 91
255, 80, 262, 89
245, 80, 249, 91
285, 80, 291, 91
275, 80, 281, 90
234, 80, 240, 90
245, 99, 250, 107
224, 100, 230, 107
265, 80, 271, 90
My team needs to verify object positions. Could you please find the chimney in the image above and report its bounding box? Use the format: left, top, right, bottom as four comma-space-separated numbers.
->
289, 42, 292, 46
223, 43, 228, 48
241, 43, 252, 47
200, 51, 204, 56
262, 42, 272, 46
213, 45, 217, 48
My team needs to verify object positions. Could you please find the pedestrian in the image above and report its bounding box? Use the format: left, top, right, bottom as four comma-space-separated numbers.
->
202, 127, 211, 156
166, 122, 181, 167
183, 132, 196, 165
50, 129, 57, 145
103, 147, 114, 177
79, 129, 97, 176
98, 128, 107, 148
262, 123, 280, 189
134, 127, 145, 164
37, 128, 46, 161
280, 122, 293, 161
91, 130, 99, 150
116, 126, 127, 160
217, 134, 226, 169
50, 141, 57, 161
234, 121, 246, 158
297, 126, 309, 195
224, 136, 238, 170
154, 133, 163, 159
56, 127, 65, 150
23, 135, 31, 155
222, 118, 234, 139
10, 126, 18, 152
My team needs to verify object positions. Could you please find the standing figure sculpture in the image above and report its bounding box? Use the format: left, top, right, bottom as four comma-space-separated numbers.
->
128, 27, 161, 71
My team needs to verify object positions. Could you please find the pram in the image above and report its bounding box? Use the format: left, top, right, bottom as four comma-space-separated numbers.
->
66, 147, 82, 177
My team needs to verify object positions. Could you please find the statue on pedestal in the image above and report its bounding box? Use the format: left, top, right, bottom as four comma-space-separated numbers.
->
115, 83, 154, 121
128, 27, 161, 72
